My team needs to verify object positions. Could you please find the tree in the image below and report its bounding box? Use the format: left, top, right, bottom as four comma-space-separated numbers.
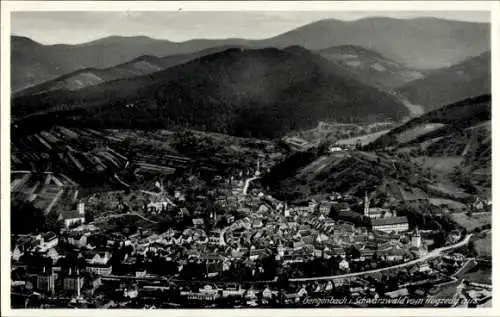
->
262, 255, 278, 279
355, 139, 362, 150
11, 200, 46, 234
347, 245, 361, 259
85, 210, 95, 223
277, 270, 289, 289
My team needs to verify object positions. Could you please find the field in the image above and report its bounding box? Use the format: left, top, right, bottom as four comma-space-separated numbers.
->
288, 121, 395, 147
428, 198, 466, 211
450, 212, 491, 231
297, 155, 337, 178
336, 129, 391, 146
11, 172, 78, 214
395, 123, 445, 144
426, 182, 469, 200
462, 267, 491, 284
432, 280, 461, 299
472, 232, 492, 258
413, 156, 463, 174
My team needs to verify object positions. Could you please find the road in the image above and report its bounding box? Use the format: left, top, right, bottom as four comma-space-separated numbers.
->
242, 176, 259, 195
290, 234, 473, 282
219, 227, 228, 246
219, 219, 245, 246
113, 173, 131, 188
95, 211, 159, 224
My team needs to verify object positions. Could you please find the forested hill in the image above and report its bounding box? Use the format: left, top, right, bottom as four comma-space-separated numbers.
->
397, 51, 491, 111
14, 46, 242, 97
12, 18, 489, 91
13, 47, 408, 139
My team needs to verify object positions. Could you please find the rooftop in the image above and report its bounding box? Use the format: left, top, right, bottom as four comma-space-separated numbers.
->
62, 209, 84, 220
371, 216, 408, 226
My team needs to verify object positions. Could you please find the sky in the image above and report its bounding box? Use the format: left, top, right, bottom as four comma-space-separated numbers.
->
11, 11, 490, 45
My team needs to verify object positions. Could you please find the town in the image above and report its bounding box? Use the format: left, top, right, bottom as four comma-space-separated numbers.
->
10, 136, 492, 308
7, 9, 492, 311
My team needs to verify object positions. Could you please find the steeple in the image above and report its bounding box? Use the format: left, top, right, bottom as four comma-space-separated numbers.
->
76, 268, 81, 298
364, 191, 370, 217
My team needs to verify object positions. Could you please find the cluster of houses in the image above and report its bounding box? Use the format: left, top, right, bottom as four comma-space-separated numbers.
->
10, 164, 457, 307
11, 191, 425, 300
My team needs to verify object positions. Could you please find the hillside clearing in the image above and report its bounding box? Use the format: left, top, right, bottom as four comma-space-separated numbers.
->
414, 156, 463, 174
472, 232, 492, 258
336, 129, 391, 146
450, 212, 491, 231
428, 198, 466, 210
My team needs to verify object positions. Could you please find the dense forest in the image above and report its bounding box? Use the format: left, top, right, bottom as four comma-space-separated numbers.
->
13, 47, 407, 139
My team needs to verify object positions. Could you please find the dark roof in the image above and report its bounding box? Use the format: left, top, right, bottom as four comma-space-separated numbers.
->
62, 210, 84, 220
332, 247, 346, 254
200, 253, 224, 261
293, 241, 305, 248
86, 263, 112, 268
42, 232, 57, 241
250, 249, 268, 256
379, 248, 409, 256
192, 218, 204, 225
303, 236, 315, 245
371, 216, 408, 227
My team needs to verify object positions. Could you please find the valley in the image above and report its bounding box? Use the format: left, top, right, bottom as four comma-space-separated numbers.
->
8, 12, 492, 310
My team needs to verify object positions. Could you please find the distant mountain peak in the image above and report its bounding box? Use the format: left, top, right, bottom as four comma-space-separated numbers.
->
11, 16, 489, 90
80, 35, 166, 46
283, 45, 311, 54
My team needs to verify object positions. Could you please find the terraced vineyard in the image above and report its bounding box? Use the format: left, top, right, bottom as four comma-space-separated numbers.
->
11, 172, 78, 215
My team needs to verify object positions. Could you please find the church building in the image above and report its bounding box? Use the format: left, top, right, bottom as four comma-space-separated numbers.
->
364, 192, 409, 233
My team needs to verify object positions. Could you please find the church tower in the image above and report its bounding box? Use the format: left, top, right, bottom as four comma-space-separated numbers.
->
284, 201, 290, 217
76, 268, 81, 298
364, 192, 370, 217
411, 227, 422, 248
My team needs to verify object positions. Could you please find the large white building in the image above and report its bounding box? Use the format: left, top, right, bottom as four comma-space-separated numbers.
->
86, 251, 113, 275
371, 217, 409, 233
363, 191, 408, 233
62, 202, 85, 228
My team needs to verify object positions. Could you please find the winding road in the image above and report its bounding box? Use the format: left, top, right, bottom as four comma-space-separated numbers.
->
243, 176, 259, 195
290, 234, 473, 282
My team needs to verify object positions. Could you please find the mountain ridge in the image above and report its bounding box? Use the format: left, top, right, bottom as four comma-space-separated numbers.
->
396, 51, 491, 111
11, 17, 489, 91
13, 47, 408, 138
13, 45, 246, 96
316, 44, 424, 88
